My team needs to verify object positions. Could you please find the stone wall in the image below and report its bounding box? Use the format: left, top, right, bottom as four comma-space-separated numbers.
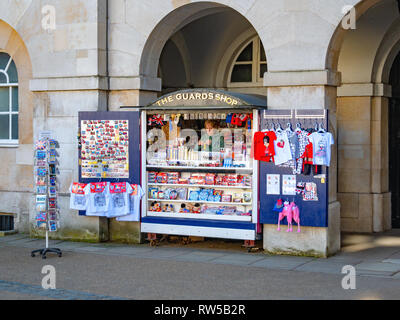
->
0, 0, 398, 250
337, 95, 391, 232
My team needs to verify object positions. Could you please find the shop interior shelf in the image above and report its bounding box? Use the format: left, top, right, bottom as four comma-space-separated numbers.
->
146, 165, 253, 173
147, 198, 252, 206
146, 211, 252, 221
147, 183, 252, 189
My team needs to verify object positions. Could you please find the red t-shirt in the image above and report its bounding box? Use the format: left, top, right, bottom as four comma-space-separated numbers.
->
301, 140, 313, 165
253, 131, 277, 162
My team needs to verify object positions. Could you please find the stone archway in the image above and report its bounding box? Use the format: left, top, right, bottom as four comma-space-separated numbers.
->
138, 1, 268, 97
326, 0, 400, 233
139, 2, 231, 81
0, 19, 33, 233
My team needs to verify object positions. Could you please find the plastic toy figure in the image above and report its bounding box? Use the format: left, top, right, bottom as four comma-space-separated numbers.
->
277, 201, 293, 232
277, 201, 301, 232
179, 203, 190, 213
192, 203, 201, 214
153, 203, 162, 212
291, 202, 301, 232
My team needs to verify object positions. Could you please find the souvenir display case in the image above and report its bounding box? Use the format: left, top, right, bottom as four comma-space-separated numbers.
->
141, 109, 260, 240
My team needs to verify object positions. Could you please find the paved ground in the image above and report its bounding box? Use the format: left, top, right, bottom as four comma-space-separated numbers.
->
0, 230, 400, 300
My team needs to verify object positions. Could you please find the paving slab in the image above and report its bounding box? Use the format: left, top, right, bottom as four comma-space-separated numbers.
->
0, 279, 125, 300
382, 259, 400, 264
293, 260, 350, 275
174, 253, 226, 263
51, 242, 91, 250
385, 252, 400, 260
134, 248, 190, 259
0, 234, 29, 242
339, 247, 400, 261
102, 246, 155, 255
173, 250, 230, 263
355, 262, 400, 273
323, 256, 364, 265
14, 239, 64, 249
357, 271, 396, 278
73, 246, 110, 253
250, 256, 314, 270
4, 238, 42, 245
393, 272, 400, 279
206, 253, 265, 266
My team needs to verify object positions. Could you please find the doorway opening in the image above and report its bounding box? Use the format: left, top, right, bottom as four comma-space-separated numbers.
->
389, 50, 400, 228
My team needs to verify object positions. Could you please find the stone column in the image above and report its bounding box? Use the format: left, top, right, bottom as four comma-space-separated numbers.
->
107, 76, 160, 111
106, 76, 160, 243
262, 70, 341, 257
337, 83, 391, 233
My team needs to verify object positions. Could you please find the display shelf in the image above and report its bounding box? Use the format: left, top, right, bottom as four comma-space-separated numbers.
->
146, 211, 252, 221
147, 183, 252, 189
147, 198, 252, 206
146, 165, 253, 172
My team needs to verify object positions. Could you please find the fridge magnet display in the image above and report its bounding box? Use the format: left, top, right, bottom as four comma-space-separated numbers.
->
80, 120, 129, 179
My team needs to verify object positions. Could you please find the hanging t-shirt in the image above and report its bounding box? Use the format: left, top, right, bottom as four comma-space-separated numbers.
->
309, 132, 334, 166
294, 129, 309, 174
278, 130, 299, 173
253, 131, 277, 162
116, 185, 145, 222
273, 131, 292, 165
84, 182, 110, 216
69, 182, 88, 211
107, 182, 133, 218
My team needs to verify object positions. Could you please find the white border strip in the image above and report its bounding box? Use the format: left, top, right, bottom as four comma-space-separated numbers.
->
141, 223, 255, 240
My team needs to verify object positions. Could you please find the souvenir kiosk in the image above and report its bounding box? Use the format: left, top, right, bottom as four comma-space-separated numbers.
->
77, 89, 334, 255
139, 90, 267, 243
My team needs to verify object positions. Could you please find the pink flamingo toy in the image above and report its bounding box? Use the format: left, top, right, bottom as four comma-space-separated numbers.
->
277, 201, 293, 232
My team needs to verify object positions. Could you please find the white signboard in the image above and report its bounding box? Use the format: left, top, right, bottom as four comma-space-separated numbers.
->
266, 174, 280, 195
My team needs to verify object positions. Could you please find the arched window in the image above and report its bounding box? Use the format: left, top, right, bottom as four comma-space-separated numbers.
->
228, 36, 267, 86
0, 52, 18, 144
